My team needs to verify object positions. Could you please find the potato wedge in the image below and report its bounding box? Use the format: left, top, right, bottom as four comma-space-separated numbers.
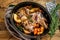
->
13, 14, 21, 23
24, 29, 30, 34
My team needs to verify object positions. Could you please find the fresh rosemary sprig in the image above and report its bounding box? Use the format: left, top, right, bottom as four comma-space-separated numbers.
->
49, 4, 60, 37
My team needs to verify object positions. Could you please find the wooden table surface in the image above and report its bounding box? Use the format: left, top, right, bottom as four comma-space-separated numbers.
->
0, 0, 60, 40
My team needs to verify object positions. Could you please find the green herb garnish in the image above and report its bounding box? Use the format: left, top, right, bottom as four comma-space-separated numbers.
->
30, 19, 33, 23
17, 25, 23, 31
49, 4, 60, 37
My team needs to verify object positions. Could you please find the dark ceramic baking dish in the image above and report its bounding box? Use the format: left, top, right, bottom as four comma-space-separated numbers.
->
5, 2, 51, 40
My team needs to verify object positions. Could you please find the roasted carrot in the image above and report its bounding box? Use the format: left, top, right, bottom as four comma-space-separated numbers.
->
34, 28, 38, 35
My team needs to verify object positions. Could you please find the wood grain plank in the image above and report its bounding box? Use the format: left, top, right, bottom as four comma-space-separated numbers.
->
0, 30, 11, 38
